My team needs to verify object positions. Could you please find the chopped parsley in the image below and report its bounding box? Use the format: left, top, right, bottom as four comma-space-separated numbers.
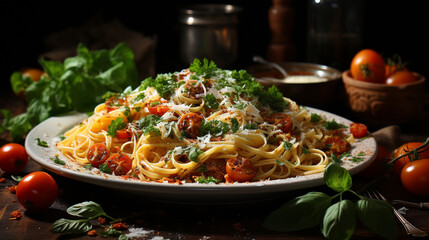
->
138, 115, 162, 136
284, 141, 293, 150
36, 138, 49, 147
203, 94, 219, 110
324, 119, 348, 130
99, 163, 112, 174
133, 92, 146, 103
302, 146, 310, 154
51, 156, 66, 165
183, 146, 204, 162
243, 123, 258, 130
200, 120, 230, 137
257, 85, 289, 112
231, 118, 239, 133
139, 73, 183, 98
107, 118, 127, 137
310, 113, 322, 123
189, 58, 218, 78
195, 176, 221, 184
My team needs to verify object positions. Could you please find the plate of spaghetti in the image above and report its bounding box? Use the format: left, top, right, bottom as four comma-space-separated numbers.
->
25, 59, 377, 202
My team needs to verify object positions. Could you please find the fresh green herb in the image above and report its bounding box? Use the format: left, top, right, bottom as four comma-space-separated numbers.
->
310, 113, 322, 123
233, 102, 247, 110
331, 153, 342, 165
257, 85, 289, 112
231, 118, 239, 133
203, 94, 219, 110
195, 176, 221, 184
138, 115, 162, 136
164, 122, 175, 139
133, 92, 146, 103
276, 160, 284, 166
200, 120, 230, 137
11, 175, 24, 182
1, 43, 139, 141
107, 118, 127, 137
36, 138, 49, 147
83, 164, 93, 170
179, 130, 189, 140
263, 162, 397, 240
140, 73, 183, 98
122, 106, 132, 122
324, 119, 348, 130
150, 101, 160, 106
185, 146, 204, 162
134, 106, 141, 112
189, 58, 218, 78
51, 156, 66, 165
99, 164, 112, 174
284, 141, 293, 150
302, 146, 310, 154
243, 123, 258, 130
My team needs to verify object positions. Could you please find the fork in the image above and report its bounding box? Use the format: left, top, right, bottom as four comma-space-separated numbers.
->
364, 188, 428, 238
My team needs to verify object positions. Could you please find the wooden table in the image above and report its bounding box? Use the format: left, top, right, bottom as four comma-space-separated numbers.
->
1, 89, 429, 240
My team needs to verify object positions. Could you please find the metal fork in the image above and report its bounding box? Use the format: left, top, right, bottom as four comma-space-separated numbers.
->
364, 188, 428, 237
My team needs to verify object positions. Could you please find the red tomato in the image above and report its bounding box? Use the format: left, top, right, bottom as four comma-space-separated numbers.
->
350, 123, 368, 138
148, 105, 170, 116
226, 157, 257, 182
385, 70, 418, 85
393, 142, 429, 175
350, 49, 386, 83
21, 68, 44, 82
400, 159, 429, 196
106, 153, 132, 175
115, 129, 132, 140
0, 143, 29, 174
16, 171, 58, 211
323, 136, 351, 155
268, 113, 293, 133
359, 145, 391, 179
178, 113, 204, 139
86, 143, 110, 167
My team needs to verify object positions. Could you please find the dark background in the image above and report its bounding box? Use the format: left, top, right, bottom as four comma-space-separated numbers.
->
1, 0, 428, 86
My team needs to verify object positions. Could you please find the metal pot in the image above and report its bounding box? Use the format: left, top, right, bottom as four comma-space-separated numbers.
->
178, 4, 243, 68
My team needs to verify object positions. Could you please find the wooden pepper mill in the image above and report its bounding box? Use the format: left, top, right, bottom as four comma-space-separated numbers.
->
266, 0, 296, 62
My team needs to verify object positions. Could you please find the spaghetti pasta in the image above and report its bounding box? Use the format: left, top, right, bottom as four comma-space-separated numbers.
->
57, 59, 354, 184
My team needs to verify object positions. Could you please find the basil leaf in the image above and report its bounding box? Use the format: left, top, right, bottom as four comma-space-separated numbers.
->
203, 94, 219, 110
324, 162, 352, 192
356, 197, 397, 240
188, 146, 204, 162
324, 119, 348, 130
321, 199, 357, 240
50, 218, 92, 234
66, 201, 106, 218
263, 192, 332, 231
107, 118, 127, 137
231, 118, 239, 133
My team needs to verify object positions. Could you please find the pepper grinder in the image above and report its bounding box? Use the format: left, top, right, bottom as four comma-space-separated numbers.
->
266, 0, 296, 62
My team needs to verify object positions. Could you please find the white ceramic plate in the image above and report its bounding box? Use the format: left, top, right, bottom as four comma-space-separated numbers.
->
25, 108, 377, 203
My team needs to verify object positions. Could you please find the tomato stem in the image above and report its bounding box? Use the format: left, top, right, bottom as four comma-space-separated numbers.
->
387, 137, 429, 166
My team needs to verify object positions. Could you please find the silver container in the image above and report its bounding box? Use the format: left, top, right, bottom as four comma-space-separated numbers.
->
178, 4, 243, 68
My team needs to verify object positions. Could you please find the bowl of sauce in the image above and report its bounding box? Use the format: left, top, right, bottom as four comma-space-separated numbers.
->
247, 62, 342, 108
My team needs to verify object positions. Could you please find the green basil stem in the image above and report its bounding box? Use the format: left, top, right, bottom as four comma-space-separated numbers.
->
358, 137, 429, 194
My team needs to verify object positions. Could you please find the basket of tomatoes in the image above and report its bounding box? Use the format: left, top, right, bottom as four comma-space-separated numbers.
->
342, 49, 426, 126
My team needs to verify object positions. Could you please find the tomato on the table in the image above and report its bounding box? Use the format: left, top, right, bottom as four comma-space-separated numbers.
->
401, 159, 429, 196
385, 70, 418, 85
350, 49, 386, 83
86, 143, 110, 168
393, 142, 429, 175
106, 153, 132, 175
359, 145, 391, 179
0, 143, 29, 174
350, 123, 368, 138
16, 171, 58, 212
226, 157, 257, 182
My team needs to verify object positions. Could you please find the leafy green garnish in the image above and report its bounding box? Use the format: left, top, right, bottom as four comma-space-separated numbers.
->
284, 141, 293, 150
257, 85, 289, 112
138, 114, 162, 136
140, 73, 183, 98
1, 43, 139, 141
99, 164, 112, 174
195, 176, 221, 184
189, 58, 218, 78
36, 138, 49, 147
107, 118, 127, 137
184, 146, 204, 162
51, 156, 66, 165
243, 123, 258, 130
231, 118, 239, 133
310, 113, 322, 123
200, 120, 230, 137
203, 94, 219, 110
324, 119, 348, 130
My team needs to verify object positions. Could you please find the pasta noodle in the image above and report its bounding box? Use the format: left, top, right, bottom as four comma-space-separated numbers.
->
57, 60, 353, 184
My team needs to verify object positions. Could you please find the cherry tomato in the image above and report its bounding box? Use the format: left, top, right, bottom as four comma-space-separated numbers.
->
115, 129, 132, 139
324, 136, 351, 155
86, 143, 110, 167
359, 145, 391, 179
393, 142, 429, 175
148, 105, 170, 116
16, 171, 59, 211
267, 113, 293, 133
400, 159, 429, 196
106, 153, 132, 175
226, 157, 257, 182
178, 113, 204, 139
21, 68, 44, 82
350, 123, 368, 138
385, 70, 418, 85
350, 49, 386, 83
0, 143, 29, 174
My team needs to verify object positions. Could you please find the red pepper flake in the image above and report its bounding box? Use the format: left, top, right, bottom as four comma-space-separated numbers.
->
87, 230, 97, 236
8, 185, 17, 194
112, 222, 128, 230
0, 178, 5, 183
98, 217, 107, 225
9, 209, 23, 220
